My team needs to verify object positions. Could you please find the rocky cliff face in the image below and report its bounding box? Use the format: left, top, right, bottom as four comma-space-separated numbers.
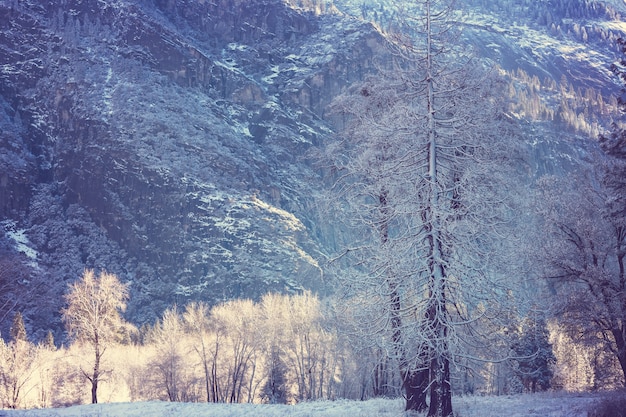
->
1, 0, 625, 338
0, 0, 387, 335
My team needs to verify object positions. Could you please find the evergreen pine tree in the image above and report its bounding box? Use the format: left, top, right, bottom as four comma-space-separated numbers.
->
261, 347, 288, 404
9, 312, 27, 343
44, 330, 55, 350
512, 315, 556, 393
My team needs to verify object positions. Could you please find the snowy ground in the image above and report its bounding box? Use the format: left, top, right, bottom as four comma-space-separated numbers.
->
0, 392, 604, 417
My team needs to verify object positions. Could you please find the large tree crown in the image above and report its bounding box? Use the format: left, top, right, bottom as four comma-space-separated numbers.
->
62, 269, 129, 344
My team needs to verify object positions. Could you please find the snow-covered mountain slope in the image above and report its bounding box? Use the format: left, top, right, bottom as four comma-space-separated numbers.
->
335, 0, 626, 170
0, 0, 387, 335
1, 0, 625, 337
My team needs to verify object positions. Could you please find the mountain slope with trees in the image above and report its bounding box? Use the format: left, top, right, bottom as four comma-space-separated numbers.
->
0, 0, 387, 337
1, 0, 626, 358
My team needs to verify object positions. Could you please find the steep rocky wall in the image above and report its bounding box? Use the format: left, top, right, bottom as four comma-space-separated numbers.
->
0, 0, 386, 336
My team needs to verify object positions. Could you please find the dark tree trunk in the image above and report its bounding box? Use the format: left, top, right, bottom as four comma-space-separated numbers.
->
91, 379, 98, 404
379, 189, 429, 412
404, 368, 429, 412
425, 246, 452, 417
611, 326, 626, 385
428, 355, 452, 417
373, 356, 389, 397
91, 339, 101, 404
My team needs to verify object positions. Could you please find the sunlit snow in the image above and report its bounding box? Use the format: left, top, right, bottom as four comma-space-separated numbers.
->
2, 220, 39, 269
1, 393, 601, 417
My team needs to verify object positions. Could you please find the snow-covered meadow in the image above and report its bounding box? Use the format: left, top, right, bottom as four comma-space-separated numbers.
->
1, 392, 604, 417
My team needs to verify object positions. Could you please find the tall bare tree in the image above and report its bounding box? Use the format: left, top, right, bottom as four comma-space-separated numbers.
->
259, 293, 289, 404
325, 1, 517, 415
150, 305, 188, 402
538, 161, 626, 385
536, 36, 626, 387
62, 269, 129, 404
0, 321, 38, 409
182, 302, 213, 403
210, 299, 261, 403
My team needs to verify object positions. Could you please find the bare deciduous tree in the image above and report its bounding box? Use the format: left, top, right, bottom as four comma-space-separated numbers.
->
284, 291, 338, 402
150, 305, 189, 402
538, 163, 626, 386
182, 302, 213, 403
62, 269, 129, 404
259, 294, 289, 404
0, 333, 38, 408
211, 299, 261, 403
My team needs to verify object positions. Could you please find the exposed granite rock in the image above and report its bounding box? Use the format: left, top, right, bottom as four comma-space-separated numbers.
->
0, 0, 385, 335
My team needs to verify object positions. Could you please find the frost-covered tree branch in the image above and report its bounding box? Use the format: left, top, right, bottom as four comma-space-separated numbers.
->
323, 1, 523, 415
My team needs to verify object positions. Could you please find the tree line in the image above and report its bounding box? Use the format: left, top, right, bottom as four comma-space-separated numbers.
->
3, 267, 612, 410
1, 270, 348, 408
